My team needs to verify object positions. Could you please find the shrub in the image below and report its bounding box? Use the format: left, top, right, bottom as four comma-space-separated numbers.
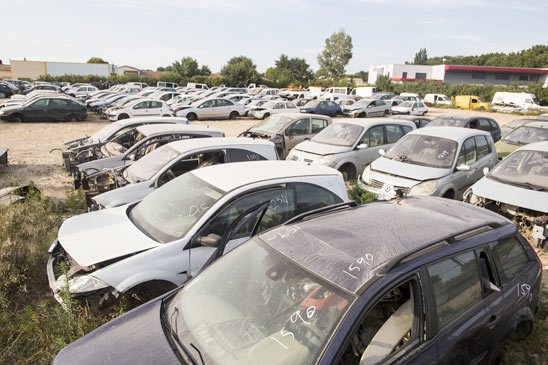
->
347, 184, 375, 204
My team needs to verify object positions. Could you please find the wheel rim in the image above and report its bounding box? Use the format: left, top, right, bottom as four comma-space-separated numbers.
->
0, 92, 5, 98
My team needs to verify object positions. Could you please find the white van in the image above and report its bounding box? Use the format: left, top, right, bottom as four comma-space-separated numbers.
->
350, 86, 377, 98
186, 82, 209, 90
424, 93, 452, 105
157, 81, 179, 88
492, 92, 548, 112
320, 87, 352, 101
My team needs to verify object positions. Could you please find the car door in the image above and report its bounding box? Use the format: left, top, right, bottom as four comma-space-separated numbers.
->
48, 98, 69, 121
131, 101, 150, 117
355, 125, 386, 169
148, 101, 163, 116
374, 100, 386, 116
24, 98, 50, 121
284, 118, 311, 154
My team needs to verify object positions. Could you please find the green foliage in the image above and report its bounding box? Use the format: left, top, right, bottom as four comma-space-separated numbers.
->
221, 56, 260, 86
86, 57, 108, 64
375, 75, 394, 92
265, 54, 313, 87
167, 57, 211, 78
413, 48, 428, 65
317, 29, 353, 78
351, 71, 368, 82
347, 185, 375, 205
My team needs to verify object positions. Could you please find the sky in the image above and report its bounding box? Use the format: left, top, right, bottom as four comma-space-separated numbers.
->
2, 0, 548, 74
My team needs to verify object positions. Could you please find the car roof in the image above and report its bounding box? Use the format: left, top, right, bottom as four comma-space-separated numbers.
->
191, 160, 340, 192
516, 140, 548, 153
112, 116, 188, 127
272, 112, 330, 119
335, 118, 415, 128
432, 114, 488, 122
135, 124, 224, 136
410, 126, 490, 141
168, 137, 275, 154
516, 121, 548, 129
391, 115, 431, 122
260, 196, 510, 294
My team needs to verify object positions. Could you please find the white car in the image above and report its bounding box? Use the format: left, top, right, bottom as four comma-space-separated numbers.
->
465, 141, 548, 247
287, 119, 416, 180
46, 161, 348, 306
66, 85, 99, 97
174, 97, 245, 121
391, 101, 428, 116
424, 93, 452, 105
249, 100, 297, 119
106, 98, 173, 121
341, 98, 392, 118
360, 127, 499, 200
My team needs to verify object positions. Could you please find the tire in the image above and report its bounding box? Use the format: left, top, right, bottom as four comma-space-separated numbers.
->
383, 109, 390, 117
229, 111, 239, 119
161, 114, 172, 117
187, 113, 197, 121
0, 92, 6, 98
442, 190, 454, 199
117, 114, 129, 120
339, 164, 357, 181
67, 114, 78, 123
359, 112, 366, 118
10, 114, 24, 123
262, 113, 270, 120
123, 281, 176, 310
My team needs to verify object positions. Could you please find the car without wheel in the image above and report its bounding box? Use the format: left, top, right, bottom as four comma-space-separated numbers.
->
427, 114, 502, 142
90, 137, 279, 210
53, 196, 542, 365
494, 121, 548, 159
287, 119, 415, 180
47, 161, 348, 309
341, 98, 392, 118
360, 127, 499, 200
239, 113, 332, 158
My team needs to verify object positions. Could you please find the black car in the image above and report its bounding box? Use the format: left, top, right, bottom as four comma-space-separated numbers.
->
21, 84, 59, 95
427, 114, 502, 142
391, 114, 431, 128
0, 83, 14, 98
54, 197, 541, 365
0, 96, 87, 122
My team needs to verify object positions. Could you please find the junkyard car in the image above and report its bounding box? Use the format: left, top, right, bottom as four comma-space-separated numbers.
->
287, 119, 415, 180
62, 116, 188, 172
106, 98, 173, 121
239, 113, 332, 158
500, 118, 536, 137
47, 161, 348, 308
174, 97, 245, 121
249, 100, 298, 119
361, 127, 498, 199
54, 196, 542, 365
342, 98, 392, 118
427, 114, 502, 142
391, 101, 428, 116
465, 141, 548, 248
0, 96, 87, 122
494, 121, 548, 159
90, 138, 278, 210
299, 100, 342, 117
391, 114, 431, 128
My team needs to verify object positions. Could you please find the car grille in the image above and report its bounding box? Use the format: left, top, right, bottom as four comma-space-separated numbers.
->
370, 179, 410, 194
303, 158, 314, 163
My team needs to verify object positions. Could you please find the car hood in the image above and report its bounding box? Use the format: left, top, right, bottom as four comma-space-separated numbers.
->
371, 157, 451, 181
77, 156, 127, 176
53, 297, 180, 365
392, 106, 409, 111
57, 205, 159, 267
93, 181, 153, 208
471, 176, 548, 213
294, 140, 351, 155
0, 105, 22, 113
495, 141, 519, 158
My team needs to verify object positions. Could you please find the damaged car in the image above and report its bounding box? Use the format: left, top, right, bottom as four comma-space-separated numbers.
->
239, 113, 332, 158
54, 197, 542, 365
47, 161, 348, 308
494, 120, 548, 159
465, 141, 548, 248
62, 116, 188, 173
90, 137, 278, 210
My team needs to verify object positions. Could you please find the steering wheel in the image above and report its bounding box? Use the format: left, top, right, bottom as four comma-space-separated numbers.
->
166, 169, 176, 181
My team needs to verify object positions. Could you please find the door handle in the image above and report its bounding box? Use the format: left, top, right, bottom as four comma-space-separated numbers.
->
487, 315, 498, 330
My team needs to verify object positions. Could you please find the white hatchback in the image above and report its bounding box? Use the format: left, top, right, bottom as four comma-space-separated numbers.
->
106, 99, 173, 121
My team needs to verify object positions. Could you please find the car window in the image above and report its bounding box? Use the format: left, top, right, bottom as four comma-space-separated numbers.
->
30, 99, 49, 108
134, 101, 148, 109
457, 137, 477, 166
295, 183, 342, 215
338, 278, 422, 364
150, 101, 162, 109
401, 125, 413, 134
488, 120, 498, 130
376, 100, 386, 106
368, 125, 385, 147
478, 119, 492, 131
201, 100, 214, 108
428, 251, 482, 329
419, 119, 430, 128
475, 135, 490, 159
386, 125, 404, 143
286, 119, 311, 136
286, 102, 296, 109
50, 99, 69, 107
489, 237, 529, 285
311, 118, 328, 133
227, 148, 268, 162
158, 150, 226, 187
273, 103, 283, 109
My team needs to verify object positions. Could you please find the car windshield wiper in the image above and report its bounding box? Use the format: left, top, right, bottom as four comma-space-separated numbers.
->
515, 181, 546, 191
488, 175, 546, 191
403, 159, 432, 167
160, 304, 200, 365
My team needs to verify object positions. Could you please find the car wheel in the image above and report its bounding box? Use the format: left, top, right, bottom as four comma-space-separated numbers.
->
359, 112, 366, 118
118, 114, 129, 120
229, 111, 239, 119
339, 164, 356, 181
442, 190, 454, 199
0, 92, 6, 98
187, 113, 197, 121
10, 114, 24, 123
161, 114, 172, 117
262, 113, 270, 120
67, 114, 78, 123
123, 280, 177, 310
383, 110, 390, 117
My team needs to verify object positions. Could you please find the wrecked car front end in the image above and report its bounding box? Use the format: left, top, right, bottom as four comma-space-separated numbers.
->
239, 129, 284, 158
63, 143, 104, 173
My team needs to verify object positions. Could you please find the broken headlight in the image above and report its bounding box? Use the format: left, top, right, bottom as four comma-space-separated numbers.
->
69, 275, 110, 294
409, 180, 437, 195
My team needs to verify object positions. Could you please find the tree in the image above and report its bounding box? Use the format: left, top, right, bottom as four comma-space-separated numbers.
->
156, 66, 166, 72
375, 75, 393, 92
413, 48, 428, 65
87, 57, 107, 64
199, 65, 211, 76
352, 70, 369, 82
221, 56, 259, 86
163, 57, 211, 78
317, 29, 353, 78
265, 54, 313, 85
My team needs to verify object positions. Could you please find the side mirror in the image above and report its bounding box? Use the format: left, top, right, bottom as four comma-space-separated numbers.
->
357, 143, 368, 150
483, 167, 490, 176
200, 233, 221, 247
127, 154, 135, 161
457, 164, 471, 171
378, 149, 386, 156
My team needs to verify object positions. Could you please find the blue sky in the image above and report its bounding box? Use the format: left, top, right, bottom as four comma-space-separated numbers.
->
3, 0, 547, 73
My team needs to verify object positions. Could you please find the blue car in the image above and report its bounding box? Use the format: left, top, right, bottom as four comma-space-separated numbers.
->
54, 197, 541, 365
300, 100, 341, 117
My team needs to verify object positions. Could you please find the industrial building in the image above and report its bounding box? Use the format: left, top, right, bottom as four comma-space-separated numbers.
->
368, 64, 548, 87
9, 60, 116, 80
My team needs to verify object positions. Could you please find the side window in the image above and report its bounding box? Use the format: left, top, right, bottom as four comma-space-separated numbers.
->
386, 125, 404, 143
200, 100, 214, 108
273, 103, 283, 109
475, 135, 490, 159
401, 125, 413, 134
31, 99, 49, 108
50, 99, 68, 107
478, 119, 492, 131
287, 103, 296, 109
150, 101, 162, 108
228, 148, 268, 162
158, 151, 226, 186
134, 102, 148, 109
419, 119, 430, 128
339, 278, 422, 364
457, 137, 477, 166
295, 183, 342, 215
489, 237, 529, 285
286, 119, 311, 136
427, 251, 482, 329
488, 120, 499, 130
471, 98, 478, 103
311, 118, 328, 133
368, 125, 385, 147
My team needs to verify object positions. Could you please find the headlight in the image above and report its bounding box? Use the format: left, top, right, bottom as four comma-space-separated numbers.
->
409, 180, 437, 195
69, 275, 110, 294
362, 165, 373, 185
315, 155, 335, 165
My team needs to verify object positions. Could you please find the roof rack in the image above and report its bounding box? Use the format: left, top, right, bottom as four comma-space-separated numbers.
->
283, 201, 358, 225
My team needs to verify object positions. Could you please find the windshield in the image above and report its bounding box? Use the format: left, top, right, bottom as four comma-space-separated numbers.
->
429, 117, 465, 127
490, 149, 548, 190
130, 173, 224, 243
303, 100, 319, 108
385, 134, 458, 168
125, 144, 180, 183
250, 114, 293, 134
354, 99, 370, 107
90, 123, 122, 143
312, 123, 363, 147
502, 126, 548, 145
166, 238, 354, 365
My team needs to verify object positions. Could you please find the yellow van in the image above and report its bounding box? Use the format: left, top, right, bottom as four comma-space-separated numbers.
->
454, 95, 489, 110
